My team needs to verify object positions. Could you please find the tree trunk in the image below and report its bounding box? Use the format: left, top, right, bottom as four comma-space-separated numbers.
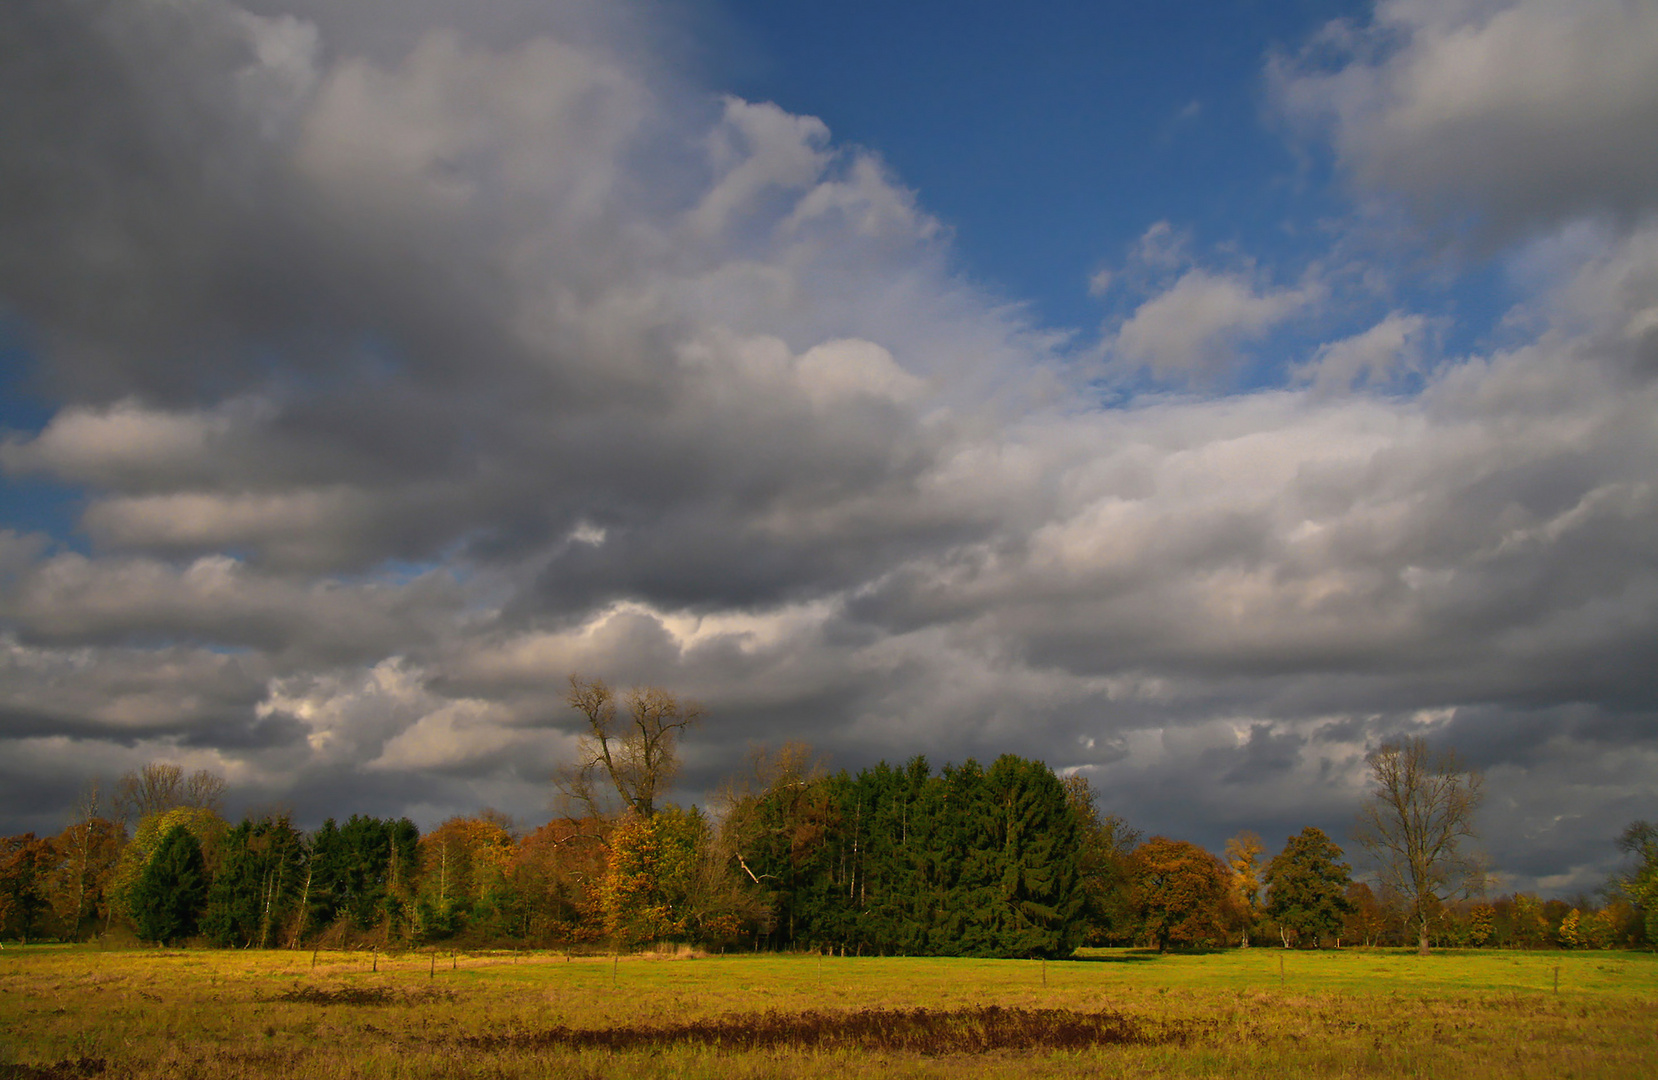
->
1418, 921, 1430, 955
290, 862, 312, 948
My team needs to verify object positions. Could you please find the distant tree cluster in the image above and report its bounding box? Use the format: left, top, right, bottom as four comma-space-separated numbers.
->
723, 752, 1084, 957
2, 699, 1653, 955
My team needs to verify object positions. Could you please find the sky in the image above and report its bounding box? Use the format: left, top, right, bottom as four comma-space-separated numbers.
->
3, 0, 1657, 897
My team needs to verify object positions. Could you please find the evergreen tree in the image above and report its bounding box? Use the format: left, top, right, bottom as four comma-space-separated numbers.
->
856, 758, 933, 954
937, 759, 996, 955
202, 816, 307, 948
110, 806, 226, 928
308, 815, 419, 935
130, 824, 208, 945
978, 755, 1083, 958
719, 751, 1089, 958
1264, 827, 1354, 947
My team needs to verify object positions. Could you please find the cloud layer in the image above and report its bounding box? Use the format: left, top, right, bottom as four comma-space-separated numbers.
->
3, 0, 1656, 894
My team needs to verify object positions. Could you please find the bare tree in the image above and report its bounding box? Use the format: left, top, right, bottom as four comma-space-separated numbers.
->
556, 676, 702, 819
113, 763, 183, 823
1353, 737, 1484, 955
183, 770, 227, 815
113, 763, 227, 824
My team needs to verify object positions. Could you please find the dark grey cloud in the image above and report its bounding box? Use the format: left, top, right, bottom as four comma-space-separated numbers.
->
1, 0, 1656, 897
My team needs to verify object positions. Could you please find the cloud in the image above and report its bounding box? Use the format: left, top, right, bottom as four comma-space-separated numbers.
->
1, 0, 1657, 896
1, 551, 463, 664
1274, 0, 1658, 239
1112, 269, 1321, 377
1294, 311, 1427, 392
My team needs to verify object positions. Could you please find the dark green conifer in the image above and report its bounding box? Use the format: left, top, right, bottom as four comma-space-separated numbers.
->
130, 824, 208, 945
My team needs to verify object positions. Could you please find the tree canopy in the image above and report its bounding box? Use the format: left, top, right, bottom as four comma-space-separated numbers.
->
1265, 827, 1353, 947
130, 824, 207, 945
1129, 836, 1235, 952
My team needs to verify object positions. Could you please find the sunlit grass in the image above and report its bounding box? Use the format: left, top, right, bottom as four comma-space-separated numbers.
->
2, 944, 1654, 1078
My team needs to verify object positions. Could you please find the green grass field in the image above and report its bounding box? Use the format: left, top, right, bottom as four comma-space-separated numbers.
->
2, 945, 1655, 1078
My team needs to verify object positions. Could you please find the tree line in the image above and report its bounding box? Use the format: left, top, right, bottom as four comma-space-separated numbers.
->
1, 683, 1654, 954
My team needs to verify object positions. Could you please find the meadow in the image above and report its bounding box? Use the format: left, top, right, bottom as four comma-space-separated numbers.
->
2, 944, 1655, 1079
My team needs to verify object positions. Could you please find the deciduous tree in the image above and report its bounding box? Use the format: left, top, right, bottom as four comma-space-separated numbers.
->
1353, 737, 1484, 955
1225, 831, 1264, 946
48, 782, 125, 939
600, 807, 705, 947
1264, 827, 1353, 947
415, 814, 516, 941
718, 742, 833, 947
559, 677, 701, 819
113, 764, 227, 824
511, 817, 610, 944
1129, 837, 1233, 952
1064, 775, 1142, 947
1342, 881, 1390, 947
1616, 820, 1658, 945
0, 834, 58, 943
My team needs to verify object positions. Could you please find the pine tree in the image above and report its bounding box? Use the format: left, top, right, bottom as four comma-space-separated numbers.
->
202, 817, 307, 948
130, 824, 208, 946
308, 815, 419, 936
979, 755, 1083, 958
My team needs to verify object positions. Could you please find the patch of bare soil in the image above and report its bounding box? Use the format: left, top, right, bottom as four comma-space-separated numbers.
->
459, 1005, 1195, 1054
0, 1059, 107, 1080
272, 984, 454, 1006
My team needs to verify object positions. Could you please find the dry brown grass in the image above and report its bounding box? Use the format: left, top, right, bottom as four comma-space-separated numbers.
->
1, 945, 1654, 1078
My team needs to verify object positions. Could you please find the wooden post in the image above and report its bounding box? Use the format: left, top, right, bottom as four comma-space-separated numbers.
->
372, 948, 377, 973
1553, 966, 1559, 994
451, 950, 456, 971
1042, 958, 1047, 987
430, 950, 435, 979
1279, 954, 1285, 990
612, 955, 618, 989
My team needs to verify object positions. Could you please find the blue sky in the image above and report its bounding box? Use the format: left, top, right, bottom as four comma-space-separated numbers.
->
2, 0, 1657, 897
717, 0, 1367, 331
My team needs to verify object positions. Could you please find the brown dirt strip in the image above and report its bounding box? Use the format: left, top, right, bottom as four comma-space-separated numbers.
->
458, 1005, 1197, 1054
